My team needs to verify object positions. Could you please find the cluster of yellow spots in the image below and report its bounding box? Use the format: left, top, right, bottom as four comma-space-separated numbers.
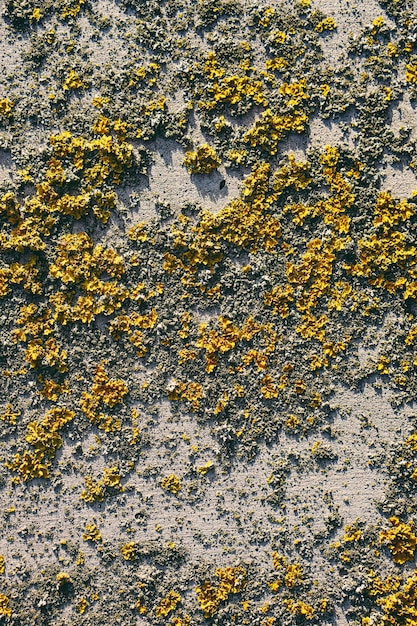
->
0, 196, 51, 253
109, 308, 158, 357
198, 172, 280, 258
195, 566, 247, 618
138, 96, 167, 123
63, 70, 87, 91
261, 147, 365, 366
376, 355, 390, 375
48, 124, 132, 193
49, 232, 127, 322
228, 148, 248, 165
6, 407, 74, 482
80, 363, 128, 432
259, 6, 276, 28
269, 553, 327, 620
37, 376, 70, 401
129, 62, 160, 87
166, 161, 284, 273
80, 466, 123, 503
379, 517, 417, 564
344, 524, 362, 543
197, 461, 214, 475
0, 404, 21, 425
284, 147, 353, 234
0, 555, 5, 575
120, 542, 136, 561
373, 192, 415, 230
196, 315, 273, 374
128, 221, 148, 242
61, 0, 86, 19
0, 257, 42, 297
314, 17, 337, 33
265, 56, 289, 72
264, 283, 294, 318
183, 143, 221, 174
78, 597, 89, 614
406, 63, 417, 84
11, 303, 68, 372
283, 599, 315, 620
155, 590, 181, 617
271, 553, 303, 589
82, 522, 102, 543
0, 594, 11, 617
56, 571, 72, 588
274, 153, 311, 195
364, 569, 417, 626
347, 191, 417, 299
1, 222, 41, 279
135, 597, 147, 615
243, 102, 308, 155
166, 379, 203, 410
177, 312, 192, 340
0, 98, 14, 117
161, 474, 182, 494
91, 363, 128, 407
199, 52, 267, 110
0, 121, 136, 428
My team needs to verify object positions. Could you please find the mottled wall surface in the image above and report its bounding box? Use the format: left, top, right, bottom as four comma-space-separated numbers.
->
1, 1, 417, 625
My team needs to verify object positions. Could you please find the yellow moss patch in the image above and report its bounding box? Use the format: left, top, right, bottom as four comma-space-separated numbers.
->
6, 407, 74, 482
380, 517, 417, 564
365, 569, 417, 625
120, 542, 136, 561
78, 597, 88, 614
81, 467, 123, 502
183, 144, 221, 174
155, 590, 181, 617
283, 599, 315, 619
167, 379, 203, 409
0, 404, 21, 425
196, 566, 247, 618
0, 98, 14, 117
82, 523, 102, 543
161, 474, 182, 494
63, 70, 87, 91
0, 594, 11, 617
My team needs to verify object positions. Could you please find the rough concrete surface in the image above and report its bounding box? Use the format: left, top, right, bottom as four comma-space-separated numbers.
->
1, 0, 417, 625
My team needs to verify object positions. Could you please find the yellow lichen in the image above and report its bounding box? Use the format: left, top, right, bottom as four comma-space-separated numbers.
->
81, 467, 123, 502
161, 474, 182, 494
183, 144, 221, 174
0, 98, 14, 117
155, 590, 181, 617
56, 571, 73, 585
344, 524, 362, 542
380, 517, 417, 564
365, 569, 417, 625
283, 599, 315, 619
63, 70, 87, 91
120, 542, 136, 561
0, 594, 11, 617
6, 407, 74, 482
196, 566, 246, 618
78, 597, 88, 614
82, 523, 102, 543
